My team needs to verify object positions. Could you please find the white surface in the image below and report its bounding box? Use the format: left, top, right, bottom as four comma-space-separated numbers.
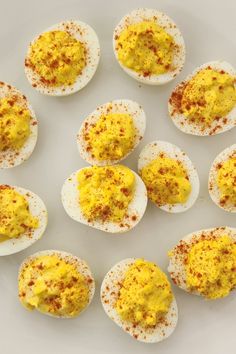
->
0, 0, 235, 353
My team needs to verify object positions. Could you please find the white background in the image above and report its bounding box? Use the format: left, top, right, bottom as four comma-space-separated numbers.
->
0, 0, 236, 353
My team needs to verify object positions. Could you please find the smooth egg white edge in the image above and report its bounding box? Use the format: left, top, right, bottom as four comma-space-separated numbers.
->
138, 140, 200, 213
0, 82, 38, 169
113, 8, 186, 85
168, 60, 236, 136
61, 167, 148, 233
18, 249, 95, 318
167, 226, 236, 294
24, 20, 100, 96
208, 144, 236, 213
101, 258, 178, 343
0, 186, 47, 256
77, 99, 146, 166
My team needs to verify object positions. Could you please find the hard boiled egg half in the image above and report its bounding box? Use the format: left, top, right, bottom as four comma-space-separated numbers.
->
25, 20, 100, 96
0, 185, 47, 256
113, 8, 185, 85
77, 99, 146, 166
18, 250, 95, 318
138, 141, 200, 212
169, 61, 236, 135
168, 227, 236, 299
61, 165, 147, 233
101, 258, 178, 343
0, 82, 38, 169
208, 144, 236, 212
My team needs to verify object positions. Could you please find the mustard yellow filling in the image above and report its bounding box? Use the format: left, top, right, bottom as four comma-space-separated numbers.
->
116, 21, 174, 76
185, 236, 236, 299
140, 156, 191, 205
77, 165, 135, 223
0, 186, 38, 240
85, 113, 136, 161
181, 68, 236, 126
28, 30, 86, 86
115, 259, 173, 328
18, 254, 89, 317
0, 98, 31, 151
217, 157, 236, 207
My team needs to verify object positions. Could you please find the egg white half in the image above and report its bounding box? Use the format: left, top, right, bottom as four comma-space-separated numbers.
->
18, 249, 95, 318
61, 167, 147, 233
0, 82, 38, 169
208, 144, 236, 212
25, 20, 100, 96
77, 99, 146, 166
138, 141, 200, 213
168, 61, 236, 136
168, 226, 236, 295
113, 8, 185, 85
0, 185, 47, 256
101, 258, 178, 343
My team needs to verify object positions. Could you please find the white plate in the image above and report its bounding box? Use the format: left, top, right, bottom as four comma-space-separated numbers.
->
0, 1, 235, 354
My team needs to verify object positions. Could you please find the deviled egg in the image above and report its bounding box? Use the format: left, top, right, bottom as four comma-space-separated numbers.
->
138, 141, 199, 212
113, 8, 185, 85
101, 258, 178, 343
208, 144, 236, 212
169, 61, 236, 135
25, 20, 100, 96
0, 82, 38, 168
168, 227, 236, 299
77, 99, 146, 166
18, 250, 95, 318
61, 165, 147, 233
0, 185, 47, 256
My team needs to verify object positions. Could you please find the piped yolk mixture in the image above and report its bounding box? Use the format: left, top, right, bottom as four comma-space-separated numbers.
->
217, 157, 236, 207
27, 30, 86, 87
116, 21, 174, 76
140, 156, 191, 205
181, 68, 236, 126
185, 236, 236, 299
0, 98, 31, 151
0, 186, 38, 240
18, 254, 90, 317
77, 165, 135, 223
85, 113, 136, 161
115, 259, 173, 328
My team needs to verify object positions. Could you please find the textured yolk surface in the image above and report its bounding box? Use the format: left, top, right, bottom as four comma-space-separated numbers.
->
217, 157, 236, 207
116, 21, 174, 76
0, 186, 38, 240
0, 98, 31, 151
185, 236, 236, 299
18, 254, 90, 317
85, 113, 136, 161
140, 156, 191, 205
77, 165, 135, 223
28, 30, 86, 87
115, 259, 173, 328
181, 68, 236, 126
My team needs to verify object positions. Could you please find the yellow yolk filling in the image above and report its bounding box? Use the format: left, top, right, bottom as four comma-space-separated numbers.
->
18, 255, 89, 317
77, 165, 135, 223
0, 186, 38, 240
85, 113, 136, 161
116, 21, 174, 76
140, 156, 191, 205
217, 157, 236, 207
0, 98, 31, 151
181, 68, 236, 126
115, 259, 173, 328
28, 30, 86, 86
185, 236, 236, 299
